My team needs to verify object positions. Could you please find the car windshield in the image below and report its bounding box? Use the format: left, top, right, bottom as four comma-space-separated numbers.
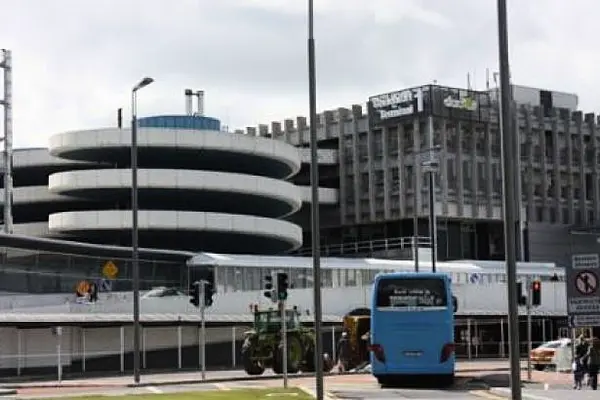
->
538, 340, 566, 349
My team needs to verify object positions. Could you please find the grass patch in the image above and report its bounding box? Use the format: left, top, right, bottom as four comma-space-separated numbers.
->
50, 387, 313, 400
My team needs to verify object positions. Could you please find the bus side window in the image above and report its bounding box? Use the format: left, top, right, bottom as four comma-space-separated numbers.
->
452, 295, 458, 313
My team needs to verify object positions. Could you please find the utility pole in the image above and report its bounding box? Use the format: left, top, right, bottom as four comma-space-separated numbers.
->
497, 1, 523, 399
526, 277, 532, 381
307, 1, 324, 399
0, 49, 13, 234
280, 298, 288, 388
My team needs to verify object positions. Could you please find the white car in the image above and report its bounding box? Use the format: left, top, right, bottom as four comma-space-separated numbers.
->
529, 338, 571, 371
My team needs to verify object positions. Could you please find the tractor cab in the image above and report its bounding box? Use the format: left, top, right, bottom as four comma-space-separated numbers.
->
253, 309, 301, 334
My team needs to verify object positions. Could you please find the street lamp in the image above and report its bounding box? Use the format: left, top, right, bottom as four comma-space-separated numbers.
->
131, 76, 154, 385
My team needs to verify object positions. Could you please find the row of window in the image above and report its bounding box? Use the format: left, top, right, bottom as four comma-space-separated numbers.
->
214, 266, 564, 293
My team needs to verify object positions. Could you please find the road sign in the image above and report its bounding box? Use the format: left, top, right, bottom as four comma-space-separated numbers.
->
566, 253, 600, 327
469, 273, 481, 284
102, 261, 119, 279
575, 270, 598, 295
572, 254, 599, 270
98, 278, 112, 292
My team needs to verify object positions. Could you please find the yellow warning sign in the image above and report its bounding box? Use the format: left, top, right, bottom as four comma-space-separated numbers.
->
76, 280, 90, 296
102, 261, 119, 279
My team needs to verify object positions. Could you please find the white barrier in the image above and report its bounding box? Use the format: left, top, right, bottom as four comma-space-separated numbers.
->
552, 347, 572, 372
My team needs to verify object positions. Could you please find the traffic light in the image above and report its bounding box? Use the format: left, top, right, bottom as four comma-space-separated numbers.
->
531, 280, 541, 306
204, 280, 215, 308
264, 275, 275, 301
189, 282, 200, 308
276, 272, 289, 301
517, 282, 527, 306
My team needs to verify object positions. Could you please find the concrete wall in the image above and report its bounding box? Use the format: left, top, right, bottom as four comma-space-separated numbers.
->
528, 222, 600, 266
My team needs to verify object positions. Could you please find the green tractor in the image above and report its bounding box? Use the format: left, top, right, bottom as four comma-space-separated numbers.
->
241, 306, 320, 375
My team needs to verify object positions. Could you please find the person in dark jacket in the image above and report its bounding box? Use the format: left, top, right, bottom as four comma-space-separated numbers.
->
574, 334, 589, 388
584, 337, 600, 390
336, 331, 351, 372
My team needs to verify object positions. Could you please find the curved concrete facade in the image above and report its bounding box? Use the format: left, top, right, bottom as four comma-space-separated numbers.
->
48, 128, 301, 180
1, 116, 336, 253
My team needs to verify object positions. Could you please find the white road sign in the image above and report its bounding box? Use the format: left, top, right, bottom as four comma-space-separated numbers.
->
567, 253, 600, 327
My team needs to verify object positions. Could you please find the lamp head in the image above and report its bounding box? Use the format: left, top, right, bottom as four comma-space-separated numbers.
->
134, 77, 154, 91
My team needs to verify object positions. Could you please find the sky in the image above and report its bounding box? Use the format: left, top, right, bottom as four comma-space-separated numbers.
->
0, 0, 599, 148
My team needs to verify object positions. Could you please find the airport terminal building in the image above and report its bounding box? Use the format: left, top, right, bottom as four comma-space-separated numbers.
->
260, 83, 600, 267
1, 83, 600, 272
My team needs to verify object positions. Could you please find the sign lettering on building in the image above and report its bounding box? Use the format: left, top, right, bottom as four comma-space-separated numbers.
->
368, 87, 425, 125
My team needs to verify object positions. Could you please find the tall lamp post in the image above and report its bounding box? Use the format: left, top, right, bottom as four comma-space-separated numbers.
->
307, 1, 324, 399
131, 76, 154, 384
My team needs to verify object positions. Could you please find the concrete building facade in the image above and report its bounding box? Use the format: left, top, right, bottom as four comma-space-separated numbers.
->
254, 84, 600, 265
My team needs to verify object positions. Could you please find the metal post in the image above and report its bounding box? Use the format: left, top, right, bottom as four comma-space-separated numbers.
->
56, 327, 62, 384
142, 327, 146, 369
177, 325, 182, 369
200, 281, 206, 380
82, 328, 86, 373
497, 1, 522, 398
526, 279, 532, 380
131, 77, 153, 385
307, 1, 324, 398
1, 49, 13, 234
232, 327, 236, 368
427, 116, 437, 273
16, 329, 21, 376
500, 318, 505, 358
467, 319, 472, 360
120, 326, 125, 373
428, 170, 437, 273
131, 90, 141, 384
281, 300, 288, 388
331, 326, 336, 362
413, 178, 419, 273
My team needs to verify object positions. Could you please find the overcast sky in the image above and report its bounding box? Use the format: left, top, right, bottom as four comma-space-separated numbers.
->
0, 0, 598, 148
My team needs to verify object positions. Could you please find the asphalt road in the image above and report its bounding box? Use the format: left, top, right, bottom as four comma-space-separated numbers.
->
328, 388, 489, 400
492, 387, 598, 400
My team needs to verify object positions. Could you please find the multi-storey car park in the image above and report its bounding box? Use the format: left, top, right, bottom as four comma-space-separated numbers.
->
0, 113, 339, 254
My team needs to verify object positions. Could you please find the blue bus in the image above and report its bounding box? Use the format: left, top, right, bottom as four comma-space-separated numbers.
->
369, 272, 457, 387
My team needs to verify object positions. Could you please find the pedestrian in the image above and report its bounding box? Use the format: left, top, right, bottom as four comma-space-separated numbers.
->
336, 331, 351, 372
574, 334, 590, 388
573, 356, 584, 390
583, 337, 600, 390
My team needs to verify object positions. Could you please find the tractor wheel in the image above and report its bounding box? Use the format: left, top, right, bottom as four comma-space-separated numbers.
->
303, 345, 316, 372
273, 335, 304, 374
241, 342, 265, 376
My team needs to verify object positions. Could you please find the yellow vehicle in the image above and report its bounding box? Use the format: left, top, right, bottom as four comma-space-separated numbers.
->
341, 308, 371, 370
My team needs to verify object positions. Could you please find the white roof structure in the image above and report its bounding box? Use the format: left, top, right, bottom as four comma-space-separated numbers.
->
188, 253, 565, 276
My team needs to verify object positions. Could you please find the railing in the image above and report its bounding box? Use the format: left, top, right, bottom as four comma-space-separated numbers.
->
291, 236, 432, 257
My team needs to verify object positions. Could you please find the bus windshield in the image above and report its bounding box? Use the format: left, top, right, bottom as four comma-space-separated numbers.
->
376, 277, 448, 309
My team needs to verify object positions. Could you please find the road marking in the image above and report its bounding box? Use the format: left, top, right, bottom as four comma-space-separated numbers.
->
543, 383, 549, 391
146, 386, 163, 394
469, 390, 507, 400
214, 383, 231, 391
491, 388, 553, 400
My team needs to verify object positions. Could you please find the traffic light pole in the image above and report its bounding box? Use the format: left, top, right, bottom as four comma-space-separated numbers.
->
280, 298, 288, 388
526, 278, 532, 381
200, 280, 206, 380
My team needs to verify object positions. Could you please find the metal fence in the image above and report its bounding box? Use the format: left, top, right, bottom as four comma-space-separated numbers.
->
0, 315, 568, 380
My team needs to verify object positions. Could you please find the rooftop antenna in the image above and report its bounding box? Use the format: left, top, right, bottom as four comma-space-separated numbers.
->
467, 73, 472, 90
473, 70, 477, 91
486, 68, 490, 90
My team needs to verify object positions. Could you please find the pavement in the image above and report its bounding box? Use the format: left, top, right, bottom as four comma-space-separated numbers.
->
0, 359, 587, 399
